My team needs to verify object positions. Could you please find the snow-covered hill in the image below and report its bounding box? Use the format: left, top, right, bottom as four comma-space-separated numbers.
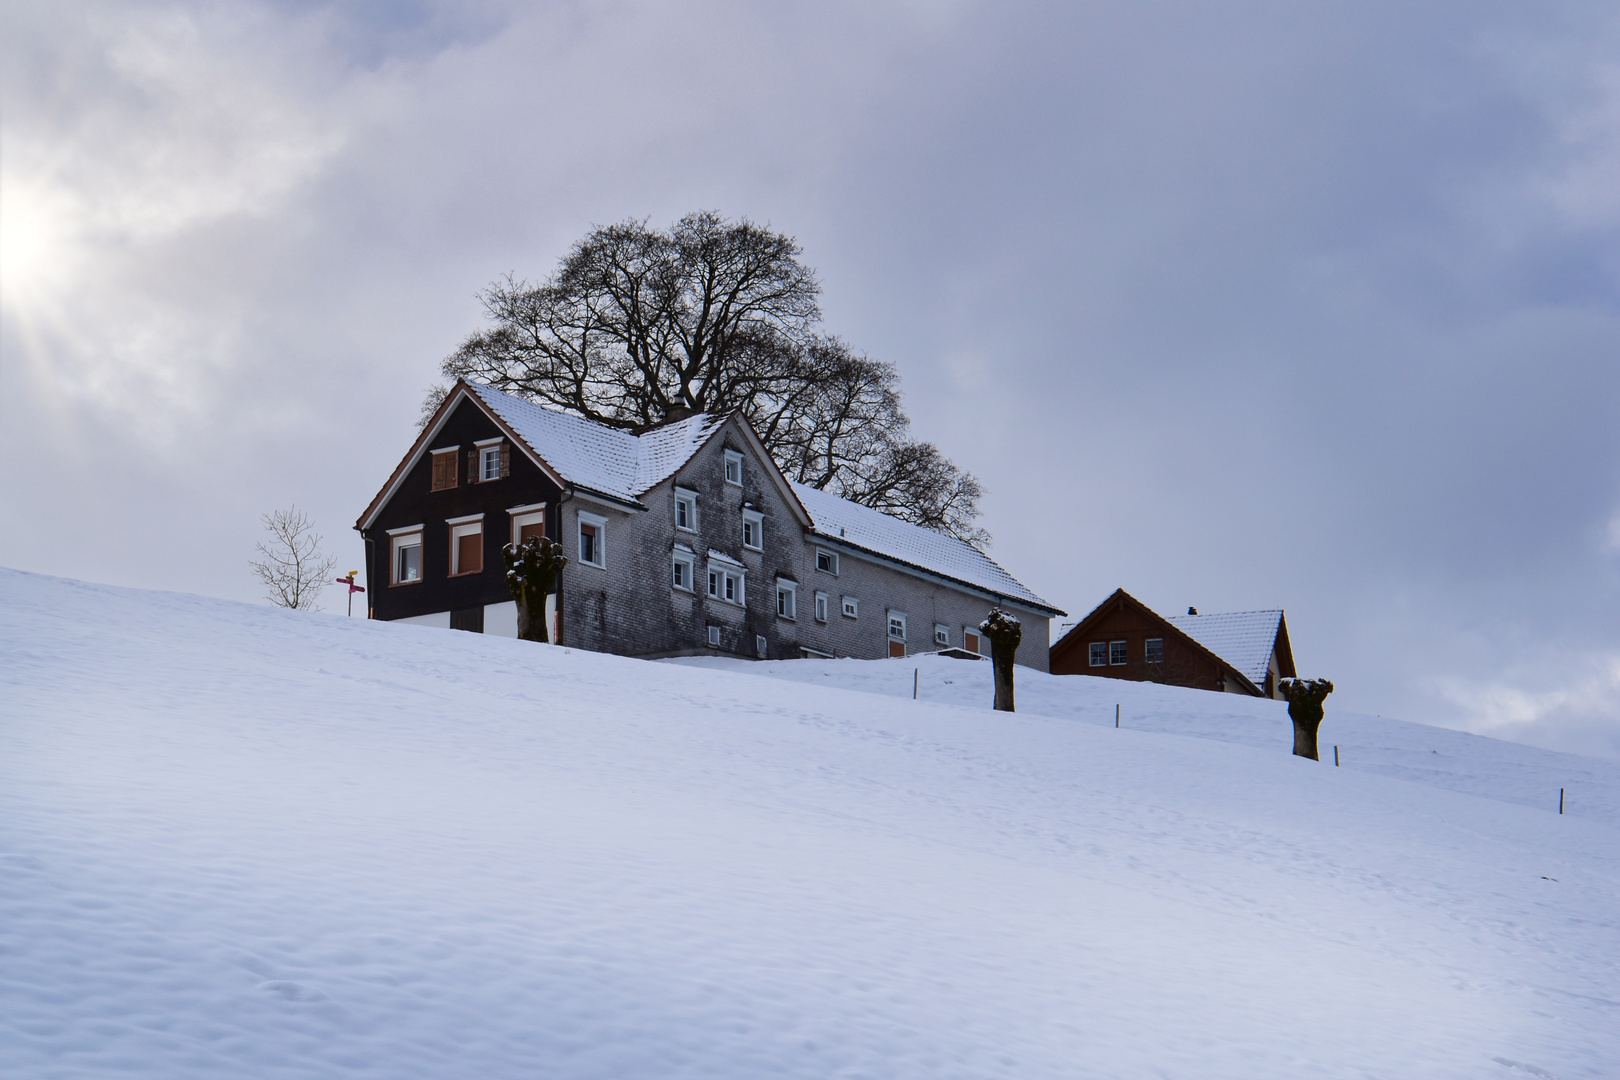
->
2, 568, 1616, 1079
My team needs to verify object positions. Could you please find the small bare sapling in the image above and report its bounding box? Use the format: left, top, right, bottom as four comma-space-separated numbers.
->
249, 506, 337, 610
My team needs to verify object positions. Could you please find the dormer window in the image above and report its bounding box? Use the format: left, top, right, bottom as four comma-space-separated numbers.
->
742, 508, 763, 550
724, 449, 743, 485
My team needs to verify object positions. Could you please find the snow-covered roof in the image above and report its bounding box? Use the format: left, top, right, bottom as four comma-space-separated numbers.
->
1165, 610, 1283, 686
466, 383, 726, 503
461, 384, 1057, 615
791, 482, 1060, 614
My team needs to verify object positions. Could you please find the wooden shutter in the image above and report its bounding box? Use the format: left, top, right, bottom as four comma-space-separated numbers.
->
889, 640, 906, 658
430, 453, 449, 491
457, 530, 482, 575
499, 441, 510, 478
466, 450, 478, 484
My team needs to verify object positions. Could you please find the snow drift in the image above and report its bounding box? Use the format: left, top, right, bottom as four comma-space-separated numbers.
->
1, 568, 1615, 1078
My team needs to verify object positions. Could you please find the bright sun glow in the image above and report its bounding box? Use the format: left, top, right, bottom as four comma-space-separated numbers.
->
0, 173, 82, 312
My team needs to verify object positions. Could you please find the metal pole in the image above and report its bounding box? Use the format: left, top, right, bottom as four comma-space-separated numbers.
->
1115, 704, 1119, 728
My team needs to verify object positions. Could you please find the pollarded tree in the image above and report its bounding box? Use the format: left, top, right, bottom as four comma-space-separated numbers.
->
438, 212, 988, 546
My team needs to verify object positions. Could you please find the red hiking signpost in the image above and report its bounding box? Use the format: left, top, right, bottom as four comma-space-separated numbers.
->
336, 572, 365, 616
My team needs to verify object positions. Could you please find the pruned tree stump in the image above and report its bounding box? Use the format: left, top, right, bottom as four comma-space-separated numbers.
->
503, 536, 567, 643
980, 608, 1022, 712
1279, 677, 1334, 760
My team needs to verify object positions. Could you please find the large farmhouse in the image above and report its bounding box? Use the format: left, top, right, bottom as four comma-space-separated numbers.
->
356, 381, 1063, 668
1050, 588, 1296, 697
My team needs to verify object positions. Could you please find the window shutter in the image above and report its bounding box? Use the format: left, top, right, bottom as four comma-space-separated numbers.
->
466, 450, 478, 484
500, 442, 510, 478
431, 454, 448, 491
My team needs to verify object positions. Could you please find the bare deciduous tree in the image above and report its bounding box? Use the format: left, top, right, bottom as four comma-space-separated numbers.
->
250, 506, 337, 610
437, 211, 989, 546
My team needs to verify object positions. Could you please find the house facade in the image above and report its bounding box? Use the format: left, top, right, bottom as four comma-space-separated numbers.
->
1049, 588, 1296, 697
356, 381, 1063, 668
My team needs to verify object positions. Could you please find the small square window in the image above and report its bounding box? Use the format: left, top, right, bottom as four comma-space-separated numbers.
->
776, 580, 796, 620
887, 612, 906, 641
1089, 642, 1108, 667
708, 624, 722, 646
480, 445, 502, 481
675, 489, 697, 531
815, 548, 838, 574
842, 596, 858, 619
742, 509, 764, 551
935, 625, 950, 646
724, 450, 743, 485
814, 591, 829, 622
1109, 640, 1128, 666
1145, 638, 1165, 664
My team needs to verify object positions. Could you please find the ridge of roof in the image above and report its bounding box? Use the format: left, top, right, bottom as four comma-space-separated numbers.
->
1164, 609, 1285, 685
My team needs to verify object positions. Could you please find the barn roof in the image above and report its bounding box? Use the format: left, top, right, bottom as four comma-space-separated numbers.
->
1165, 609, 1285, 686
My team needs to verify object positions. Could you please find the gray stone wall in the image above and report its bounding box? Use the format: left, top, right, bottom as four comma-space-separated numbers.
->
556, 415, 1052, 669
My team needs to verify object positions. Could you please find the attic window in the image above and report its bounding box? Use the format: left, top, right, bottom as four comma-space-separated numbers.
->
1145, 638, 1165, 664
1089, 642, 1107, 667
724, 449, 743, 485
742, 508, 764, 551
1109, 640, 1128, 666
474, 438, 508, 483
430, 447, 459, 491
675, 487, 698, 531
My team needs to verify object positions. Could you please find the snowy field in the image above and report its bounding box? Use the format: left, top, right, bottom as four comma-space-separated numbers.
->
2, 568, 1617, 1079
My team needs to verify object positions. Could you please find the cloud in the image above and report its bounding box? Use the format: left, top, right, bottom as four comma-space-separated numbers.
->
1432, 656, 1620, 758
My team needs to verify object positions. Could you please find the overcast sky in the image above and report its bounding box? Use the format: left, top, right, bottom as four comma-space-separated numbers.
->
4, 0, 1618, 756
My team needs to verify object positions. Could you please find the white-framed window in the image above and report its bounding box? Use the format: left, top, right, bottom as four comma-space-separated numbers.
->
674, 487, 698, 531
776, 579, 796, 620
709, 563, 745, 605
508, 502, 548, 547
724, 449, 743, 485
708, 624, 722, 646
577, 511, 607, 568
673, 548, 695, 591
841, 595, 858, 619
814, 590, 829, 622
475, 437, 505, 482
935, 624, 950, 647
1089, 641, 1108, 667
964, 629, 982, 655
388, 525, 423, 585
887, 612, 907, 641
448, 514, 485, 576
815, 548, 838, 575
742, 508, 764, 551
1109, 640, 1128, 666
755, 634, 768, 658
1145, 638, 1165, 663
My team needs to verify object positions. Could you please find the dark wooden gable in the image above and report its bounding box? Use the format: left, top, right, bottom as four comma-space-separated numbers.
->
1050, 588, 1263, 695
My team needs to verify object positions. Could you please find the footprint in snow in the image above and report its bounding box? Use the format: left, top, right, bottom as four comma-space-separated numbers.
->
258, 981, 327, 1003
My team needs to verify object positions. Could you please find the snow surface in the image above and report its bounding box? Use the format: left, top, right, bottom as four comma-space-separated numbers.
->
3, 567, 1617, 1079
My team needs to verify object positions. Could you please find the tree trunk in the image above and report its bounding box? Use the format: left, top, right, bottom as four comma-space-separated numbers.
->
503, 537, 567, 643
980, 609, 1022, 712
1279, 678, 1334, 760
